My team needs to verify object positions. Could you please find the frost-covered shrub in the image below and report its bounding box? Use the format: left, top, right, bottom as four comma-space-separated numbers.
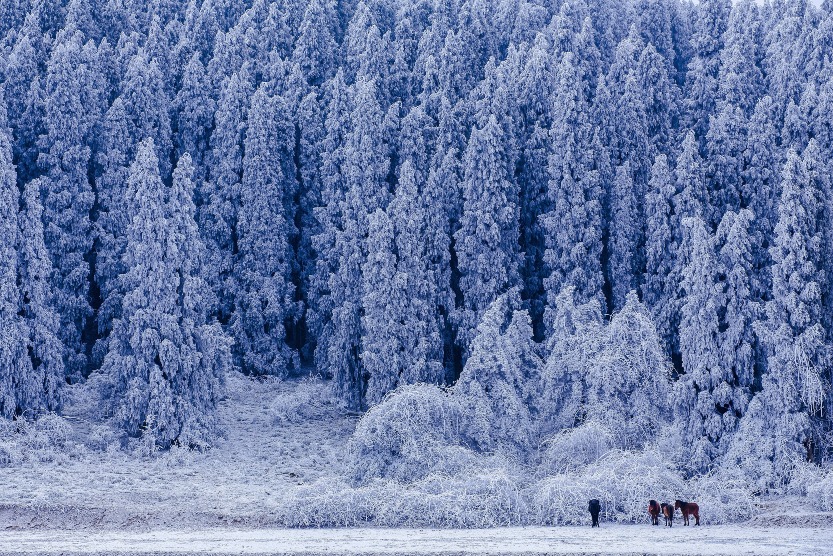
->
34, 414, 72, 449
532, 448, 755, 525
805, 467, 833, 511
539, 421, 614, 475
87, 425, 122, 452
687, 472, 755, 524
283, 467, 525, 528
0, 440, 23, 467
347, 384, 467, 483
532, 449, 685, 525
269, 377, 335, 424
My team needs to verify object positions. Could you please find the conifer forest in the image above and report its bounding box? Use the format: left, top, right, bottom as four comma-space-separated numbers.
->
3, 0, 833, 538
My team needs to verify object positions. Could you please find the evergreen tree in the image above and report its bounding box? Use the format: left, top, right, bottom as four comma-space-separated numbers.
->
608, 163, 641, 311
0, 97, 62, 418
292, 0, 338, 87
17, 179, 65, 416
173, 53, 215, 184
231, 87, 298, 376
743, 96, 782, 295
685, 0, 731, 142
706, 104, 747, 227
714, 209, 759, 446
643, 154, 679, 357
103, 139, 230, 448
361, 208, 406, 406
322, 78, 390, 409
0, 101, 30, 417
673, 130, 708, 236
542, 53, 603, 326
732, 145, 829, 487
455, 289, 540, 456
454, 114, 520, 359
39, 30, 103, 378
676, 216, 724, 473
94, 99, 133, 365
201, 68, 254, 322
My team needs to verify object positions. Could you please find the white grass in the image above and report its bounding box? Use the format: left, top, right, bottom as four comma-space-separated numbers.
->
0, 372, 831, 555
1, 524, 832, 555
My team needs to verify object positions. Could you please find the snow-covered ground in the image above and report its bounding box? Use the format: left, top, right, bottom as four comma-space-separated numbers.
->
0, 372, 358, 530
2, 373, 832, 555
1, 524, 832, 555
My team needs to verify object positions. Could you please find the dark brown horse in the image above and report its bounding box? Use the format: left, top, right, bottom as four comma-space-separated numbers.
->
675, 500, 700, 526
588, 499, 601, 527
660, 502, 674, 527
648, 500, 660, 526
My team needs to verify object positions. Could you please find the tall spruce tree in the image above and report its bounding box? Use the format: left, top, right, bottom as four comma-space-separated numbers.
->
541, 52, 603, 328
103, 139, 230, 448
731, 144, 829, 487
231, 87, 298, 376
454, 114, 520, 360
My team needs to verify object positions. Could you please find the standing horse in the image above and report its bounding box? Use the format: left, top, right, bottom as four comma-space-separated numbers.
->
588, 499, 601, 527
660, 502, 674, 527
648, 500, 660, 526
675, 500, 700, 526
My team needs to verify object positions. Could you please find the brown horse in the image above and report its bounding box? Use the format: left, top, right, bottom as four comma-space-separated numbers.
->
588, 499, 601, 527
675, 500, 700, 526
660, 502, 674, 527
648, 500, 660, 526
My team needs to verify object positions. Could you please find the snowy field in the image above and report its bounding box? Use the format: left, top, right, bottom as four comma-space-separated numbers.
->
2, 374, 833, 555
1, 525, 832, 555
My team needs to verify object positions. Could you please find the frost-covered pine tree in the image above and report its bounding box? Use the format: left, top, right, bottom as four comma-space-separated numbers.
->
173, 52, 215, 184
608, 163, 641, 311
714, 209, 758, 442
39, 29, 104, 378
743, 96, 781, 272
103, 139, 230, 448
360, 208, 406, 406
361, 159, 447, 407
292, 0, 338, 87
17, 179, 65, 416
322, 77, 390, 409
2, 31, 43, 183
685, 0, 731, 142
0, 101, 30, 417
730, 145, 829, 488
201, 67, 253, 322
705, 104, 747, 227
231, 87, 298, 376
454, 114, 520, 360
673, 130, 709, 238
676, 216, 725, 472
541, 53, 603, 327
455, 289, 540, 456
0, 95, 62, 417
643, 154, 679, 357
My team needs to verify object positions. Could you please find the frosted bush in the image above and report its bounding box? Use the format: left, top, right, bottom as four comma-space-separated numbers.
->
687, 472, 755, 523
0, 440, 23, 467
34, 414, 72, 449
269, 377, 334, 424
804, 466, 833, 511
532, 449, 685, 525
347, 384, 466, 483
540, 421, 614, 475
283, 467, 526, 528
87, 425, 121, 452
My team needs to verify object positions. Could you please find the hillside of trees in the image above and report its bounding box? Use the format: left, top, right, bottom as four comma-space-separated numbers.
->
1, 0, 833, 499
